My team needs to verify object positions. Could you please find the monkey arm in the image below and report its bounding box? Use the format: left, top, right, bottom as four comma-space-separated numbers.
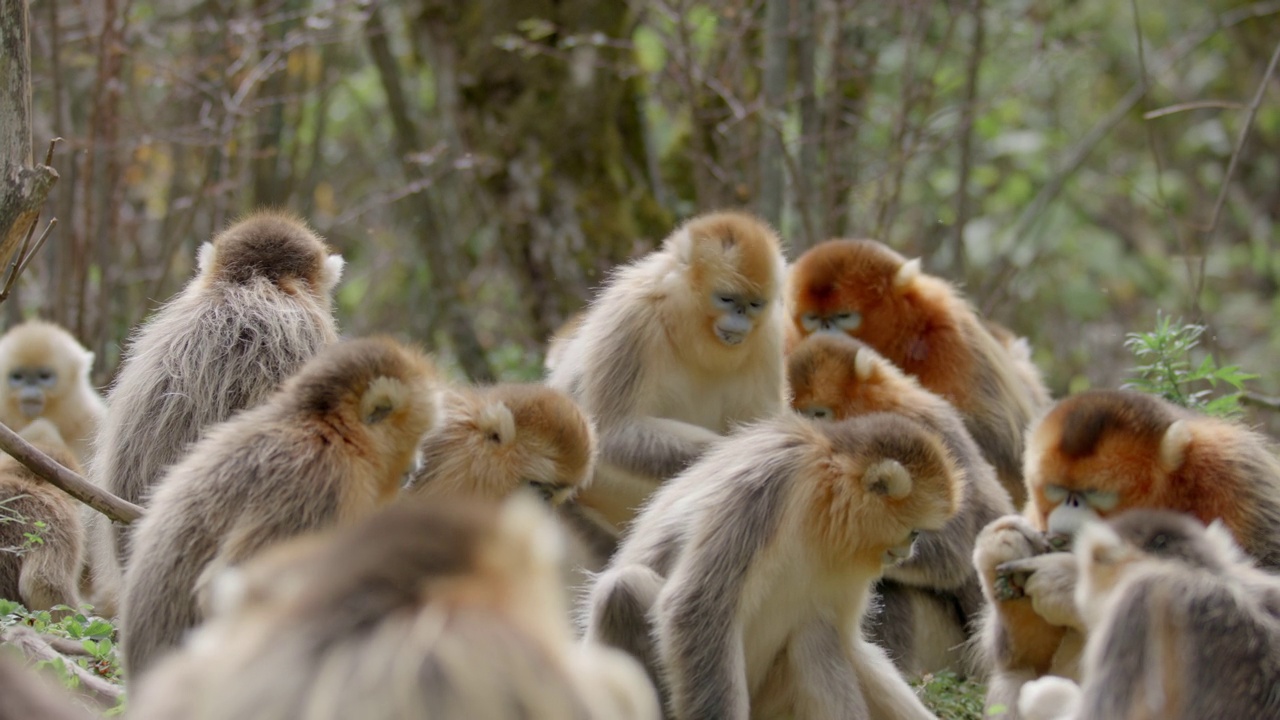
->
788, 618, 869, 719
654, 477, 787, 720
597, 418, 722, 481
849, 636, 940, 720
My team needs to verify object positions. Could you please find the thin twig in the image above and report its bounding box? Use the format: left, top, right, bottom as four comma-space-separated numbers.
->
0, 421, 142, 524
15, 218, 56, 279
1142, 100, 1246, 119
1194, 39, 1280, 307
1242, 392, 1280, 412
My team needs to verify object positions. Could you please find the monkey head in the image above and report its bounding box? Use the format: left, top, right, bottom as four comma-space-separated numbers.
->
788, 333, 924, 421
412, 384, 596, 506
1025, 390, 1217, 542
282, 336, 440, 490
788, 239, 927, 344
809, 413, 962, 570
663, 211, 784, 361
0, 321, 94, 421
1072, 509, 1242, 628
197, 211, 345, 300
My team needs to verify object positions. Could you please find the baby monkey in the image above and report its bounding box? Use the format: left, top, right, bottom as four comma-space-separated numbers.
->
1019, 510, 1280, 720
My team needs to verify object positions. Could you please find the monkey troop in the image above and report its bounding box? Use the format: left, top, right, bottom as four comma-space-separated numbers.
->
6, 212, 1278, 720
788, 239, 1050, 507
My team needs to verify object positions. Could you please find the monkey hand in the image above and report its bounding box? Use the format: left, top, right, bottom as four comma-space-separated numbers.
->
1018, 675, 1081, 720
974, 515, 1052, 602
997, 553, 1082, 630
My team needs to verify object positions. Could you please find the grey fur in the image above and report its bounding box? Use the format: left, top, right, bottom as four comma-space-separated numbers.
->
120, 338, 434, 680
585, 413, 952, 720
90, 214, 341, 584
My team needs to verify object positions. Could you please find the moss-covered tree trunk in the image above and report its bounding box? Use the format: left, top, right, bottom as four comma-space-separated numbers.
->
415, 1, 672, 342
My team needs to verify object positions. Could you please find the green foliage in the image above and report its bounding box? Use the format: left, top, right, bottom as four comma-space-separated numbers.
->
0, 600, 122, 684
914, 671, 987, 719
1123, 312, 1256, 417
0, 498, 45, 555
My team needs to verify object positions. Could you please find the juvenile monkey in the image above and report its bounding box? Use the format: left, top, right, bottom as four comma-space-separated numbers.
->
0, 321, 105, 465
586, 412, 961, 720
1018, 510, 1280, 720
408, 383, 595, 506
788, 239, 1050, 507
0, 420, 84, 613
974, 389, 1280, 717
788, 333, 1014, 676
128, 496, 660, 720
119, 337, 437, 678
406, 383, 614, 582
90, 211, 343, 588
547, 211, 788, 533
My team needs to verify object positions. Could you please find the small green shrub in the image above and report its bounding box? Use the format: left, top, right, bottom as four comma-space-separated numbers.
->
1123, 312, 1256, 418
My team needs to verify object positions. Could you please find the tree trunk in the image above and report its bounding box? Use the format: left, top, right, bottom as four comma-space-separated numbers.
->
756, 0, 790, 231
0, 0, 57, 279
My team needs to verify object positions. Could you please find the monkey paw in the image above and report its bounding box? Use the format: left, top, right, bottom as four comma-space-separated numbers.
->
997, 552, 1082, 629
1018, 675, 1081, 720
974, 515, 1052, 601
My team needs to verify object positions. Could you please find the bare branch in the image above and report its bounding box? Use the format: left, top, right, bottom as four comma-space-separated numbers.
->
1242, 392, 1280, 413
1142, 100, 1246, 119
0, 420, 142, 524
1194, 38, 1280, 305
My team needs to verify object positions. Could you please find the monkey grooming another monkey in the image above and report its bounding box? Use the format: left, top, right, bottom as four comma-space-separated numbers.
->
587, 412, 960, 720
128, 496, 661, 720
120, 337, 437, 678
974, 388, 1280, 718
547, 211, 788, 535
1018, 510, 1280, 720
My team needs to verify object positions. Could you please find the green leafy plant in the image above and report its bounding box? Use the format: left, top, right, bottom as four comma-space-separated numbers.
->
1123, 312, 1256, 418
914, 671, 987, 719
0, 497, 44, 556
0, 599, 122, 683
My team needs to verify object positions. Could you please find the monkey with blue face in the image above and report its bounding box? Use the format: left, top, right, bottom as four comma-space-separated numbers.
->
546, 211, 788, 537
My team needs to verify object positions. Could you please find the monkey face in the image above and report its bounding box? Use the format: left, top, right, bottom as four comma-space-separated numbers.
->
788, 240, 909, 345
8, 366, 58, 418
789, 335, 910, 423
708, 292, 768, 346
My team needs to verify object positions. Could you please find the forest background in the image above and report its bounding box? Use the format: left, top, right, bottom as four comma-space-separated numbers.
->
11, 0, 1280, 416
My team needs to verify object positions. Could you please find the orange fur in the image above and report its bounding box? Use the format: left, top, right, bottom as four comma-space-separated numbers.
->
1025, 390, 1280, 562
787, 239, 1048, 507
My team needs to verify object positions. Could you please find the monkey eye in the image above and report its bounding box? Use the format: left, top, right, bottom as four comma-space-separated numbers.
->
1083, 490, 1119, 512
713, 294, 739, 311
748, 299, 765, 310
834, 311, 862, 330
8, 371, 22, 383
800, 314, 821, 332
527, 480, 563, 503
801, 406, 833, 420
37, 370, 54, 383
1043, 485, 1069, 503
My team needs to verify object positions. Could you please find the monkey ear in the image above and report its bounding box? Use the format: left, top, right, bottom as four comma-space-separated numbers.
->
359, 376, 406, 424
854, 347, 876, 381
863, 459, 912, 499
476, 401, 517, 445
196, 242, 216, 274
320, 254, 346, 293
1158, 420, 1193, 472
893, 258, 921, 290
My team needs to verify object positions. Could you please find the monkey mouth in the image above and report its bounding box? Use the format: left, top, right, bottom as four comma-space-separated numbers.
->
716, 328, 746, 346
19, 399, 44, 418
